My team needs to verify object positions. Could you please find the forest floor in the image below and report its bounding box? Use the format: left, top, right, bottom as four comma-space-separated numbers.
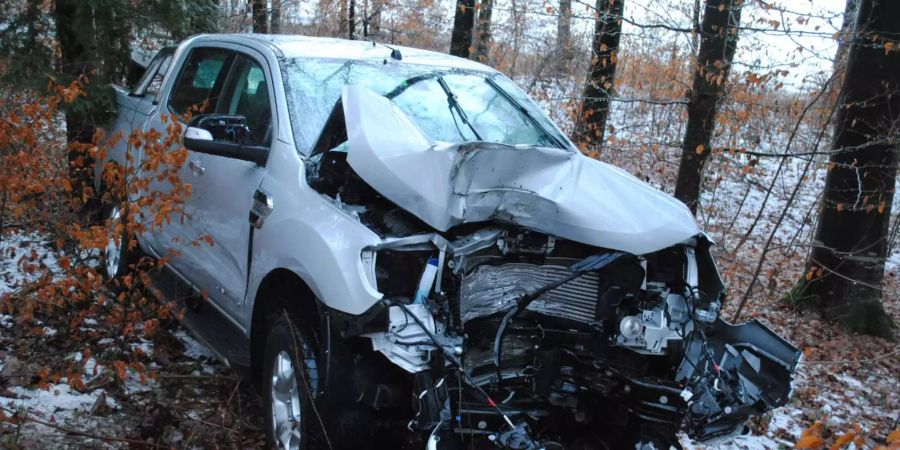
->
1, 228, 898, 449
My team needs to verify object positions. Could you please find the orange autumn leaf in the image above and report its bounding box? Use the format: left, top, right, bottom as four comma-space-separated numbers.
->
888, 427, 900, 444
796, 435, 825, 449
113, 360, 128, 381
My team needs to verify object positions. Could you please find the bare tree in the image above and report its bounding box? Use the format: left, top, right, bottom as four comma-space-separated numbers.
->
673, 0, 742, 213
368, 0, 383, 37
554, 0, 573, 74
790, 0, 899, 339
573, 0, 624, 148
349, 0, 356, 39
251, 0, 268, 33
340, 0, 349, 37
473, 0, 493, 63
271, 0, 282, 33
450, 0, 476, 57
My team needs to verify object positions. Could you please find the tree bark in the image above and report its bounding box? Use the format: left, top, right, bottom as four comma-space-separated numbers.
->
792, 0, 899, 339
369, 0, 383, 37
349, 0, 356, 39
573, 0, 624, 149
554, 0, 573, 74
690, 0, 700, 53
251, 0, 268, 33
673, 0, 742, 213
449, 0, 476, 58
54, 0, 96, 207
271, 0, 281, 33
473, 0, 493, 63
54, 3, 92, 139
339, 0, 348, 37
832, 0, 858, 75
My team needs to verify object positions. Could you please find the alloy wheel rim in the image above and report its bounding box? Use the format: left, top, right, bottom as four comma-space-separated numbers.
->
104, 206, 122, 279
271, 350, 302, 450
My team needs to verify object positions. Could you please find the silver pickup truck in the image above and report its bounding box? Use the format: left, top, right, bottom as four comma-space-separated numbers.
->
97, 34, 801, 450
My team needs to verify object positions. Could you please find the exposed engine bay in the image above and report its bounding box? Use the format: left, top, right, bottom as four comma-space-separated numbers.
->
358, 229, 798, 449
307, 153, 800, 448
301, 86, 801, 449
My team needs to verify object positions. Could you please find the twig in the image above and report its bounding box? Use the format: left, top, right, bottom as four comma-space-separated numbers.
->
155, 374, 221, 380
0, 404, 169, 448
804, 348, 900, 365
170, 404, 241, 434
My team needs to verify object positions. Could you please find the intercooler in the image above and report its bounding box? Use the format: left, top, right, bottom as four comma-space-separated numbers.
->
459, 263, 600, 323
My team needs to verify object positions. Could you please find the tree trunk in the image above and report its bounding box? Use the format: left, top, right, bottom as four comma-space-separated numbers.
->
832, 0, 858, 74
792, 0, 899, 340
449, 0, 476, 58
339, 0, 348, 37
573, 0, 624, 149
673, 0, 742, 213
54, 3, 92, 139
54, 0, 96, 206
690, 0, 700, 53
251, 0, 268, 33
349, 0, 356, 39
271, 0, 281, 33
473, 0, 493, 63
554, 0, 573, 74
369, 0, 383, 37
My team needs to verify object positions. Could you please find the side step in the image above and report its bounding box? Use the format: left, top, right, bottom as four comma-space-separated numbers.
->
149, 264, 253, 375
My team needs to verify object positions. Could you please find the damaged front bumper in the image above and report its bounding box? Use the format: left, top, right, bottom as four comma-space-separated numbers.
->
353, 229, 801, 449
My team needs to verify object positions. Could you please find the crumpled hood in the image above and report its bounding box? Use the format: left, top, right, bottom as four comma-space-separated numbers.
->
342, 85, 700, 255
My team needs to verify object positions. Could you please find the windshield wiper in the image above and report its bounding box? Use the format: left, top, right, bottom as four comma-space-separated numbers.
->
436, 76, 483, 141
485, 77, 568, 149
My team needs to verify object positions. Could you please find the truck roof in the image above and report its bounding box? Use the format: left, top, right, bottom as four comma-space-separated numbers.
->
191, 34, 495, 73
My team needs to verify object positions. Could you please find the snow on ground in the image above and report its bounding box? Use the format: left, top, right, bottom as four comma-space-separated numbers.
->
684, 358, 899, 449
171, 329, 219, 361
1, 383, 117, 423
0, 232, 60, 297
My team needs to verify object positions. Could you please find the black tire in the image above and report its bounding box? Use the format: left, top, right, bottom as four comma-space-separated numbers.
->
263, 315, 320, 450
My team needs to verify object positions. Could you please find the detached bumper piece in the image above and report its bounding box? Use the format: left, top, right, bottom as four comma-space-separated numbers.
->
676, 319, 802, 441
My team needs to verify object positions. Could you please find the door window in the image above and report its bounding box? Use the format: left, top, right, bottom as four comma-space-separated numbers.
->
220, 55, 273, 146
169, 48, 233, 117
132, 48, 174, 97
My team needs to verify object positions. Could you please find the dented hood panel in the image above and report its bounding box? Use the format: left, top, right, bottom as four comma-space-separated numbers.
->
342, 85, 700, 255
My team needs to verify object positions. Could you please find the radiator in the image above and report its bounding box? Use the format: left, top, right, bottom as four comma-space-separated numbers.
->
459, 263, 600, 323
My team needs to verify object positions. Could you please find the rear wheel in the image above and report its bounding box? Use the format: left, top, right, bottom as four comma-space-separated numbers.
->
263, 316, 319, 450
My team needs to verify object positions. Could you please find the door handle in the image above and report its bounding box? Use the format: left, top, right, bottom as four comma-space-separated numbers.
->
188, 159, 205, 176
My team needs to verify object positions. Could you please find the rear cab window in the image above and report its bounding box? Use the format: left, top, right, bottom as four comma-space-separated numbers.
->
132, 48, 174, 98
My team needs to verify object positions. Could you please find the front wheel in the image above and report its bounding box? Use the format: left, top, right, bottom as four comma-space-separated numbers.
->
102, 204, 135, 281
263, 316, 320, 450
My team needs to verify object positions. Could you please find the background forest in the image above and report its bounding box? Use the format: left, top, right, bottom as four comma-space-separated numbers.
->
0, 0, 898, 448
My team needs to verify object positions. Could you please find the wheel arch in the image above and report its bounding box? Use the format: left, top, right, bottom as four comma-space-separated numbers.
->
249, 268, 322, 388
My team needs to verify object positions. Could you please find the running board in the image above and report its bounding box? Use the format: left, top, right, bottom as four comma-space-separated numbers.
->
149, 264, 252, 374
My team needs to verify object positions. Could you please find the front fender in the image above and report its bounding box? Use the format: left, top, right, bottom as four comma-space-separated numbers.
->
244, 161, 384, 324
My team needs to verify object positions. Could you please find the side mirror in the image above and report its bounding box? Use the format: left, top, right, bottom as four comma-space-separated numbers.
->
183, 114, 268, 166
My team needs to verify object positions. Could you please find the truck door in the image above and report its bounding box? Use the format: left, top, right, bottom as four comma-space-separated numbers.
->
179, 51, 271, 320
141, 47, 235, 271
